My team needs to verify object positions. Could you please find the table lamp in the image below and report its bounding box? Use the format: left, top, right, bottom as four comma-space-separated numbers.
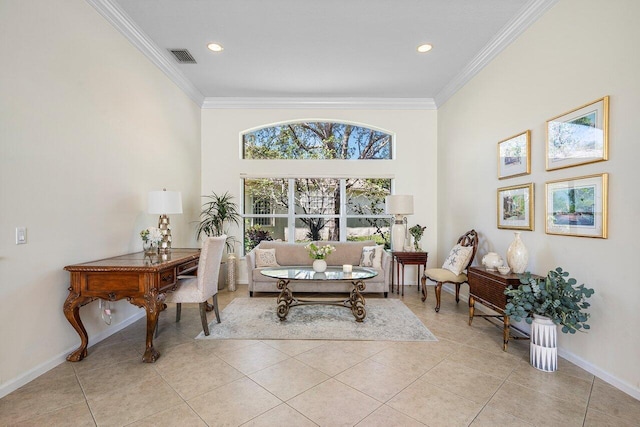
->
385, 195, 414, 251
148, 189, 183, 252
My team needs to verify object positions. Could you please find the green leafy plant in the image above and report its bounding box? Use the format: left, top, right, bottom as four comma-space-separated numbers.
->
244, 224, 273, 252
196, 191, 241, 252
409, 224, 426, 250
504, 267, 595, 334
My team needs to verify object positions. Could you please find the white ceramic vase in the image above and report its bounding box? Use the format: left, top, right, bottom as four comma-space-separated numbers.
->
313, 259, 327, 273
507, 232, 528, 274
530, 314, 558, 372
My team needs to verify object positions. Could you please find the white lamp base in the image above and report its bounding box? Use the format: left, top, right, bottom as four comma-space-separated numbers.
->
391, 218, 406, 251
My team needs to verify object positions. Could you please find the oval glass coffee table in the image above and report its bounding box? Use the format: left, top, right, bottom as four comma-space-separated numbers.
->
260, 267, 378, 322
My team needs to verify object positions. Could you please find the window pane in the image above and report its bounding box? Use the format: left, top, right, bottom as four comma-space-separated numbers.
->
243, 122, 392, 160
347, 217, 391, 248
346, 178, 391, 215
244, 178, 288, 215
293, 218, 338, 242
294, 178, 340, 215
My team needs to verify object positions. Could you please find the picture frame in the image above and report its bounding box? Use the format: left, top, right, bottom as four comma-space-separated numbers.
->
546, 96, 609, 170
545, 173, 608, 238
498, 130, 530, 179
497, 183, 534, 231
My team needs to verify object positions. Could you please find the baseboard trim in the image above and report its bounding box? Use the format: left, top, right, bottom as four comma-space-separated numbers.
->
437, 284, 640, 400
0, 310, 146, 399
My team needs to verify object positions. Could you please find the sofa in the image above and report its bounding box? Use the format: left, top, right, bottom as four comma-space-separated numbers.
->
246, 240, 391, 297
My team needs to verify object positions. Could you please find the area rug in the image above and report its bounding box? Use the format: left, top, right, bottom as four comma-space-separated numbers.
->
196, 298, 437, 342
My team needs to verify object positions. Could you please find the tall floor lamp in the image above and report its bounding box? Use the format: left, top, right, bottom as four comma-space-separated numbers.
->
148, 189, 183, 252
385, 195, 414, 251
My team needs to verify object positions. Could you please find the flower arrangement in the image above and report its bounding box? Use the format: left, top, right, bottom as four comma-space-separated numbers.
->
504, 267, 595, 334
409, 224, 426, 251
140, 226, 162, 244
305, 243, 336, 260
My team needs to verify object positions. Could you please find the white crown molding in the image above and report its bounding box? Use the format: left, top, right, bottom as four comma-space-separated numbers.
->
85, 0, 205, 106
202, 97, 437, 110
434, 0, 559, 107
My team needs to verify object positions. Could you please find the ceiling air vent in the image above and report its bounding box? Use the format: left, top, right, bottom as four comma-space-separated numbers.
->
168, 49, 196, 64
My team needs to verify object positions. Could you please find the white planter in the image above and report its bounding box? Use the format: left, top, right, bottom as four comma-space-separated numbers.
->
507, 231, 529, 274
313, 259, 327, 272
530, 314, 558, 372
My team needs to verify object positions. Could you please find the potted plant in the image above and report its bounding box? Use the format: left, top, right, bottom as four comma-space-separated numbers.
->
409, 224, 426, 251
196, 191, 241, 253
504, 267, 595, 371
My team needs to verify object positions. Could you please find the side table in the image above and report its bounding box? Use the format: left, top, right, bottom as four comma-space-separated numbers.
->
468, 266, 540, 351
391, 251, 428, 296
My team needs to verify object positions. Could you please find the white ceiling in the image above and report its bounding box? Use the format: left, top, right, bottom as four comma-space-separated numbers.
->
95, 0, 556, 107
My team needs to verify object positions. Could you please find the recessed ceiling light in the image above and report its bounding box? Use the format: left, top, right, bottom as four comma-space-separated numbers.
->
417, 44, 433, 53
207, 42, 224, 52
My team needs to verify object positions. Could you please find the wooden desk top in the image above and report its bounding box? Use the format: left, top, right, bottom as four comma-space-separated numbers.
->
64, 248, 200, 272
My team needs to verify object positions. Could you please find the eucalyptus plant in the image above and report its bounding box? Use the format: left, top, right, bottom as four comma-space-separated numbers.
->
504, 267, 595, 334
196, 191, 241, 252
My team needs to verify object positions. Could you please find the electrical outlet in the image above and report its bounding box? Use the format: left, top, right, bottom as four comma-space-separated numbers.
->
16, 227, 27, 244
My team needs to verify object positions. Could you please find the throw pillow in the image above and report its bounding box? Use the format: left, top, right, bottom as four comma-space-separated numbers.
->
359, 245, 383, 269
442, 244, 473, 275
255, 248, 279, 267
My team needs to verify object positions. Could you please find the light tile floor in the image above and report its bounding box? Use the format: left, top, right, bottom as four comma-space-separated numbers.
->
2, 285, 639, 426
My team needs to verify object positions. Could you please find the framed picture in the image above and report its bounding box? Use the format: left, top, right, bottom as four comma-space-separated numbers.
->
498, 130, 530, 179
497, 183, 534, 230
546, 96, 609, 170
545, 173, 608, 238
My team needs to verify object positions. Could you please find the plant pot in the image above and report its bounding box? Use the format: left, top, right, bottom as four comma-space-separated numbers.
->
313, 259, 327, 273
530, 314, 558, 372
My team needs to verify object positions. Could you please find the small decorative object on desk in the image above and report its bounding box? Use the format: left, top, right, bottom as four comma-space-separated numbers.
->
409, 224, 426, 251
507, 231, 528, 273
482, 252, 503, 271
305, 243, 335, 272
504, 268, 595, 372
497, 266, 511, 275
140, 226, 162, 255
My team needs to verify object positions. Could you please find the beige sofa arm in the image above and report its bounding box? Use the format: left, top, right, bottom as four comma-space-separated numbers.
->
381, 250, 392, 294
246, 249, 256, 294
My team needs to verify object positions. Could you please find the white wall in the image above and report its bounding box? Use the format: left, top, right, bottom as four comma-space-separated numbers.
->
438, 0, 640, 397
201, 109, 438, 282
0, 0, 201, 396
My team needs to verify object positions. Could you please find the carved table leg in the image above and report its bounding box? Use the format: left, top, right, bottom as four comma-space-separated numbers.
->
468, 296, 475, 326
63, 291, 93, 362
421, 275, 427, 302
349, 281, 367, 322
130, 288, 166, 363
503, 315, 510, 351
276, 279, 292, 321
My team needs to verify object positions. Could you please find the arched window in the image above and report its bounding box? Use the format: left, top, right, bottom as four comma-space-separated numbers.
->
242, 121, 393, 160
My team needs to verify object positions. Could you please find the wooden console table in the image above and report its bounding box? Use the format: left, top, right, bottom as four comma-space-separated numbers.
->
391, 251, 428, 296
468, 266, 540, 351
63, 249, 200, 363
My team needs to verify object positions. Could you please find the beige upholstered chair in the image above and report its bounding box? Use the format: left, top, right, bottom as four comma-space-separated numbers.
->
164, 235, 226, 335
421, 230, 478, 312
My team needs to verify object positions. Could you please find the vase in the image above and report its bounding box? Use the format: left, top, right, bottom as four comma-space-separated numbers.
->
507, 231, 528, 274
313, 259, 327, 273
143, 240, 156, 255
530, 314, 558, 372
413, 238, 421, 252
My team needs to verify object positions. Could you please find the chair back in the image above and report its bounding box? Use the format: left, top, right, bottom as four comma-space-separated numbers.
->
197, 235, 227, 299
457, 229, 478, 271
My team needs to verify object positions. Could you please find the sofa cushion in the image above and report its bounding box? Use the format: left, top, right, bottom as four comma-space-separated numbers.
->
359, 245, 383, 269
257, 241, 313, 266
323, 241, 376, 266
255, 248, 279, 267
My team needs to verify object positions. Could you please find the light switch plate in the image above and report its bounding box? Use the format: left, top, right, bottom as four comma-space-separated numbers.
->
16, 227, 27, 244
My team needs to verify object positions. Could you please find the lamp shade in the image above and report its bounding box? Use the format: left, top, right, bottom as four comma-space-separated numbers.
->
148, 190, 183, 215
385, 195, 414, 215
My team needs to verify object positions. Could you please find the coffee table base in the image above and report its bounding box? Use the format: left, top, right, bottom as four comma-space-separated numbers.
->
276, 279, 367, 322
